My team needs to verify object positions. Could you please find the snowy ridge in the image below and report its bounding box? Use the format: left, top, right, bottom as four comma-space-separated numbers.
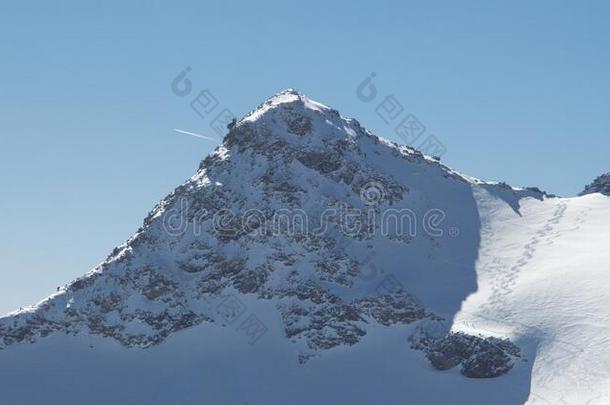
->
0, 90, 608, 405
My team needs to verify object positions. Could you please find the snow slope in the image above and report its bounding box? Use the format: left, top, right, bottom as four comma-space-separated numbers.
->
0, 90, 608, 404
456, 192, 610, 404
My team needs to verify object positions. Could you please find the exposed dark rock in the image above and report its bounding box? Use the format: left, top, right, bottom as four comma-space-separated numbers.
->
278, 298, 366, 351
354, 292, 426, 326
286, 114, 312, 135
314, 256, 360, 287
410, 328, 521, 378
142, 274, 176, 301
234, 269, 268, 294
297, 151, 343, 174
580, 173, 610, 196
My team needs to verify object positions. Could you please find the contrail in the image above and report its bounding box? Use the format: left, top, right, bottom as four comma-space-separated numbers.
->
173, 128, 220, 142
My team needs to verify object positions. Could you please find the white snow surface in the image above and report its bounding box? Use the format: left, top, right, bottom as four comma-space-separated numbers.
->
0, 90, 609, 405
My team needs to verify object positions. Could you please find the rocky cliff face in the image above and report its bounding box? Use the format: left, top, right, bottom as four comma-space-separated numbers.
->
580, 173, 610, 196
0, 90, 532, 374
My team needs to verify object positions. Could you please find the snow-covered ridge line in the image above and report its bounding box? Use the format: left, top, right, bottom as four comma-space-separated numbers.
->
1, 89, 610, 404
1, 89, 553, 322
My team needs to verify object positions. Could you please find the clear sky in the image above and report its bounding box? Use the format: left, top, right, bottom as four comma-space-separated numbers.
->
1, 0, 609, 315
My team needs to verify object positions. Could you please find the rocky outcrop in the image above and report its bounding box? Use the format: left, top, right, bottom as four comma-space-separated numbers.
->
409, 325, 521, 378
580, 173, 610, 196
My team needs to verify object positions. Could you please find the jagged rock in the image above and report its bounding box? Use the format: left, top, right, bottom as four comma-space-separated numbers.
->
580, 173, 610, 196
410, 327, 521, 378
278, 297, 366, 351
355, 292, 426, 326
286, 114, 313, 135
297, 150, 343, 174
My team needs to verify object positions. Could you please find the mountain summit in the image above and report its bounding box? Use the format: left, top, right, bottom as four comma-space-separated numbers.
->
1, 91, 609, 405
2, 89, 486, 353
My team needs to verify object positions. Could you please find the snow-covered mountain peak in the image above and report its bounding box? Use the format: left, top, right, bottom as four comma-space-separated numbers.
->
234, 89, 362, 149
2, 90, 481, 360
1, 86, 610, 404
1, 90, 580, 404
240, 88, 332, 124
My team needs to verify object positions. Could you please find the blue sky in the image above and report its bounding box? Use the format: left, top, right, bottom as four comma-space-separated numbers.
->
1, 0, 609, 314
